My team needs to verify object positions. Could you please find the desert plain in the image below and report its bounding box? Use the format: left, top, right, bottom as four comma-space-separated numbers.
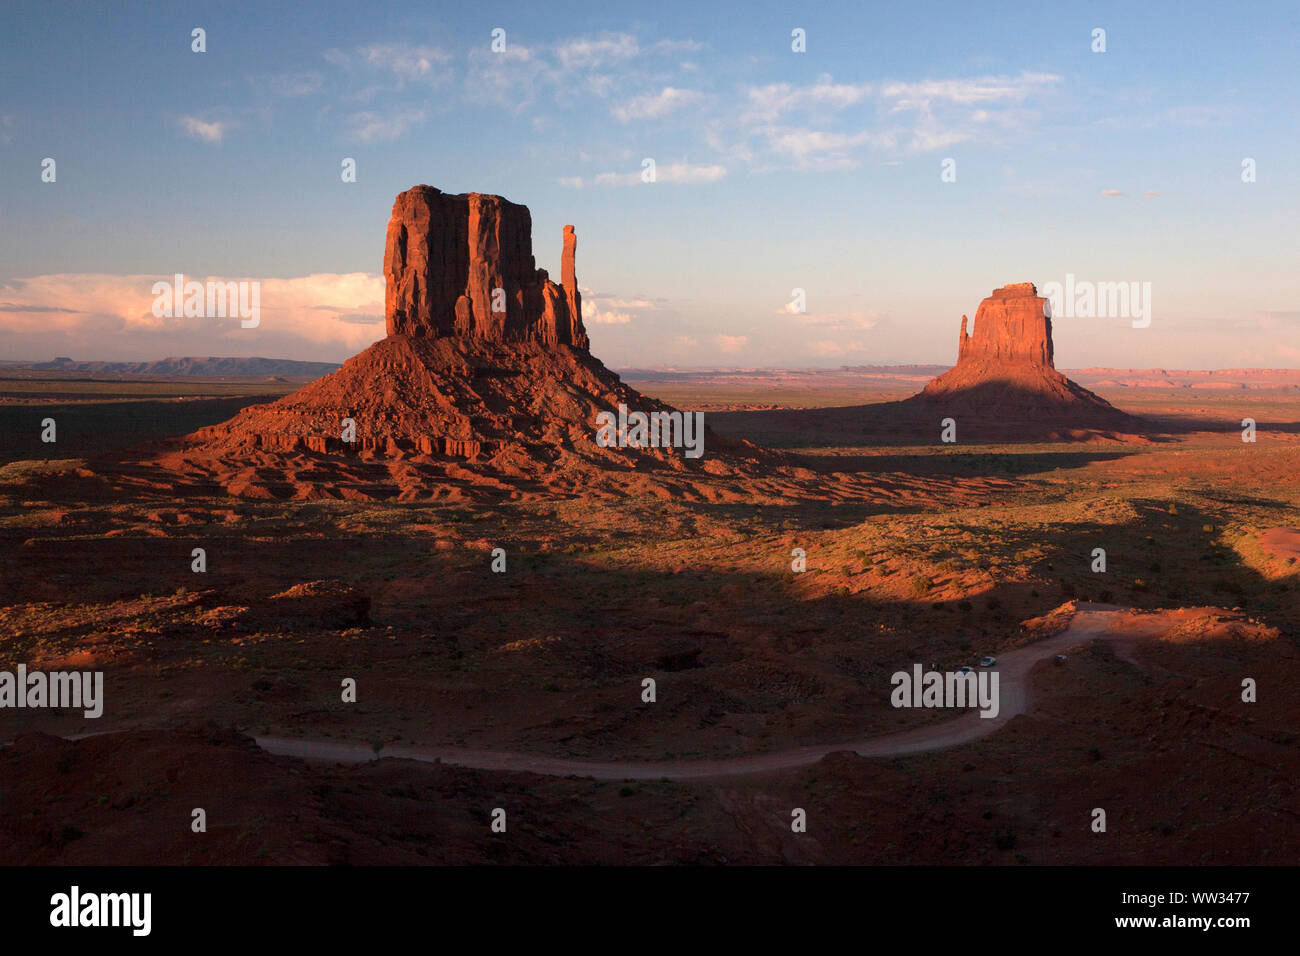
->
1, 359, 1297, 865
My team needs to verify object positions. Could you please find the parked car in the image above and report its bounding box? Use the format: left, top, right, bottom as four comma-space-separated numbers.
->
1054, 654, 1068, 665
978, 656, 997, 667
957, 665, 974, 674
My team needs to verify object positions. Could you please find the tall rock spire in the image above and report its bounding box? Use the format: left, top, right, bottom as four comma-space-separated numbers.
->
562, 224, 582, 343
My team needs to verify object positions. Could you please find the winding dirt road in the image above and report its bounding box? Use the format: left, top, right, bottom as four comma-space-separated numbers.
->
255, 603, 1154, 781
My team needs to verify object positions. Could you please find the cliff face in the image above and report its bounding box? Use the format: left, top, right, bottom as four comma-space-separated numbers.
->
956, 282, 1054, 367
383, 185, 589, 349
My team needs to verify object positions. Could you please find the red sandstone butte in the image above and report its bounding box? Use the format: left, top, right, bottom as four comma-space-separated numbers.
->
384, 185, 589, 349
956, 281, 1053, 367
180, 184, 754, 498
910, 282, 1134, 430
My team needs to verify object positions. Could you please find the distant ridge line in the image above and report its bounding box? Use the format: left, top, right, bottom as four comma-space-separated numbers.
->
15, 356, 342, 378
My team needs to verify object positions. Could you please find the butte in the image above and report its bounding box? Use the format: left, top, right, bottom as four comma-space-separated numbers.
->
897, 282, 1140, 440
179, 185, 758, 501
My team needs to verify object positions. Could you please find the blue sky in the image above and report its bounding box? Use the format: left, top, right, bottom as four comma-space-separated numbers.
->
1, 0, 1297, 367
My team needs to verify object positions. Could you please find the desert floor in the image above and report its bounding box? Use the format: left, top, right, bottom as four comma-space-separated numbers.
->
1, 371, 1297, 864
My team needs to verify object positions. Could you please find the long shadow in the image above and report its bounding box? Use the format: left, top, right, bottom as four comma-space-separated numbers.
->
2, 489, 1295, 867
785, 449, 1137, 477
707, 389, 1300, 449
0, 396, 280, 465
1133, 411, 1300, 437
707, 400, 1137, 450
2, 495, 1293, 732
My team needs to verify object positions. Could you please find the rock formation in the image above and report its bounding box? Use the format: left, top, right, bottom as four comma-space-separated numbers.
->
180, 185, 756, 500
906, 282, 1136, 435
562, 224, 581, 334
384, 186, 588, 349
955, 282, 1052, 367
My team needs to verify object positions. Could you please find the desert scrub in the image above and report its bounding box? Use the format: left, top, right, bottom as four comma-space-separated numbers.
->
909, 574, 934, 597
0, 459, 86, 482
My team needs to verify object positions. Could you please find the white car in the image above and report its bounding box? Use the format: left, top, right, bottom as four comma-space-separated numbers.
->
978, 656, 997, 667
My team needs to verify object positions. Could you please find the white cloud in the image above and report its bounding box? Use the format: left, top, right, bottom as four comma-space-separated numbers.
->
465, 44, 549, 109
743, 78, 873, 123
788, 311, 884, 330
358, 43, 451, 81
179, 116, 230, 143
725, 70, 1063, 169
612, 87, 705, 122
579, 287, 660, 325
760, 128, 890, 170
267, 72, 324, 97
463, 31, 702, 112
345, 108, 428, 143
323, 30, 708, 135
909, 128, 970, 151
586, 308, 632, 324
0, 273, 385, 358
557, 33, 639, 70
649, 39, 705, 56
1100, 188, 1126, 197
589, 294, 656, 309
322, 48, 351, 69
715, 334, 748, 352
562, 162, 726, 188
879, 72, 1061, 110
873, 72, 1060, 155
657, 162, 727, 184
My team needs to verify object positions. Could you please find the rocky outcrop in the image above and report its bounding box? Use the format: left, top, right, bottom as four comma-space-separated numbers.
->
956, 282, 1053, 367
182, 184, 767, 499
906, 282, 1136, 435
384, 185, 588, 349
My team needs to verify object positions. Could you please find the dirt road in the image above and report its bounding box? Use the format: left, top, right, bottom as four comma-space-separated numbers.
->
255, 603, 1167, 781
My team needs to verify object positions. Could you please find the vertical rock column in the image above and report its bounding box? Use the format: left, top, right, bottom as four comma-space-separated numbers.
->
958, 283, 1053, 367
383, 184, 591, 350
562, 225, 588, 350
385, 187, 470, 338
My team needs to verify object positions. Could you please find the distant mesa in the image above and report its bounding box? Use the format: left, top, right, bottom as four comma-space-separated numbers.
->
733, 281, 1148, 445
904, 282, 1138, 436
26, 356, 341, 378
